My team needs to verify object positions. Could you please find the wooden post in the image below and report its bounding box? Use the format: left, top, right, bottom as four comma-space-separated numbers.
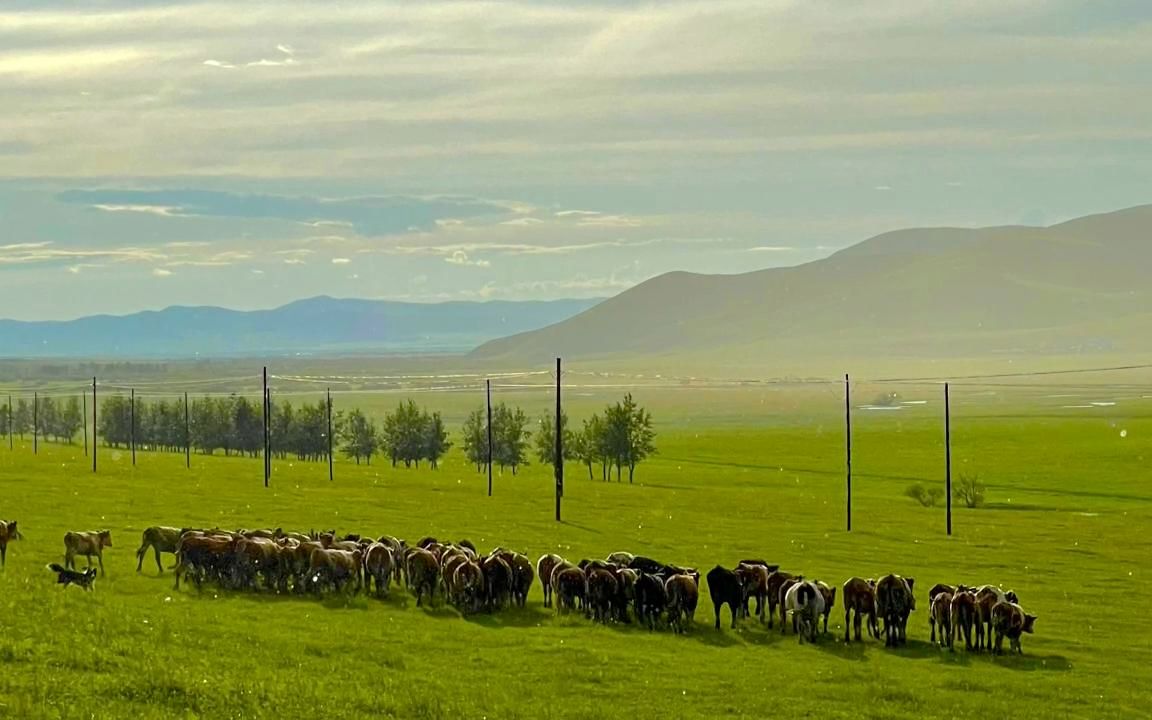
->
33, 392, 38, 454
82, 393, 88, 457
555, 358, 563, 522
92, 377, 97, 473
845, 373, 852, 533
327, 388, 334, 482
945, 382, 952, 537
8, 394, 13, 450
184, 391, 190, 469
262, 367, 269, 488
486, 379, 493, 497
130, 388, 136, 466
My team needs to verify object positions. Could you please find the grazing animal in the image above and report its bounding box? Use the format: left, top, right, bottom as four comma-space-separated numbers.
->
613, 567, 638, 623
554, 567, 588, 614
450, 560, 485, 613
509, 554, 535, 608
0, 520, 22, 567
842, 577, 879, 643
629, 556, 666, 575
63, 530, 112, 576
173, 534, 237, 590
235, 536, 285, 591
950, 590, 979, 650
706, 565, 743, 630
815, 581, 836, 634
665, 574, 699, 634
406, 549, 441, 607
606, 551, 635, 566
47, 563, 98, 590
363, 543, 395, 597
135, 526, 183, 573
765, 571, 795, 628
308, 548, 363, 594
931, 591, 954, 649
587, 568, 619, 623
635, 572, 668, 630
975, 585, 1018, 651
783, 581, 826, 643
481, 555, 513, 611
875, 574, 916, 647
735, 562, 770, 621
991, 601, 1036, 655
537, 554, 564, 608
777, 577, 801, 631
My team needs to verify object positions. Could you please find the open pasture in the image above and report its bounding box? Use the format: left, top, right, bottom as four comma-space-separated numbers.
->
0, 384, 1150, 719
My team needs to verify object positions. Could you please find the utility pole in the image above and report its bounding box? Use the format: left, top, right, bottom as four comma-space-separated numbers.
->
486, 379, 493, 497
845, 373, 852, 532
555, 358, 563, 522
327, 388, 334, 482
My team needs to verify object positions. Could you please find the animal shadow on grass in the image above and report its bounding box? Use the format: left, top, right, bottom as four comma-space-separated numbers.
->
558, 520, 603, 535
460, 605, 553, 629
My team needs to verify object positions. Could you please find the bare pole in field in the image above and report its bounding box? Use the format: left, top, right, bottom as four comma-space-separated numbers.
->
327, 387, 334, 482
555, 357, 563, 522
184, 391, 190, 469
262, 367, 269, 488
92, 377, 97, 473
486, 379, 493, 497
945, 382, 952, 537
130, 388, 137, 466
33, 391, 38, 455
82, 393, 88, 457
845, 373, 852, 533
8, 394, 13, 450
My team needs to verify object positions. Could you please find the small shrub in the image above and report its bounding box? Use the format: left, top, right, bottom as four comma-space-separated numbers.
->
904, 483, 943, 507
954, 474, 985, 508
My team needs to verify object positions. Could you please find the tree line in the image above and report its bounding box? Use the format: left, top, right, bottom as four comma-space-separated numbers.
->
0, 397, 85, 444
1, 392, 657, 480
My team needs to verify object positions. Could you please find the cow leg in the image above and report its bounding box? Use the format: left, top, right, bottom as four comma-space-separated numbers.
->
930, 616, 936, 643
844, 609, 851, 643
154, 547, 164, 573
1, 544, 6, 567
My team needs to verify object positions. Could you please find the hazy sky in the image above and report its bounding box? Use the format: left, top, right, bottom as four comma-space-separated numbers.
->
2, 1, 1151, 320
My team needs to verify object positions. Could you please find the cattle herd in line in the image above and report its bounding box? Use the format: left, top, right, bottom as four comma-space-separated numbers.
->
0, 520, 1038, 655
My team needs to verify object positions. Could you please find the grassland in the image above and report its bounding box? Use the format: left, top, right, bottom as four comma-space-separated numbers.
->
0, 383, 1150, 719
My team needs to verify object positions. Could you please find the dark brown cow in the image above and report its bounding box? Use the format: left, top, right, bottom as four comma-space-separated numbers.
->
635, 572, 668, 630
233, 537, 285, 591
587, 568, 619, 623
665, 574, 699, 634
173, 534, 237, 590
706, 565, 743, 630
406, 548, 440, 607
537, 554, 564, 608
554, 567, 588, 614
951, 590, 979, 650
613, 567, 638, 623
509, 554, 534, 608
931, 590, 954, 649
449, 560, 485, 613
135, 526, 182, 574
765, 571, 795, 628
842, 577, 879, 643
735, 563, 770, 621
64, 530, 112, 576
0, 520, 21, 567
481, 555, 513, 611
975, 585, 1016, 651
876, 574, 916, 647
991, 601, 1037, 655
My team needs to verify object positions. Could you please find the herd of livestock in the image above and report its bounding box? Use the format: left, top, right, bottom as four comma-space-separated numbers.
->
0, 520, 1039, 655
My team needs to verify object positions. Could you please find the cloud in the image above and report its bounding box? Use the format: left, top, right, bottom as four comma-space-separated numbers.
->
747, 245, 798, 252
57, 190, 514, 235
444, 250, 491, 267
277, 44, 295, 56
874, 185, 893, 191
555, 210, 601, 217
331, 257, 351, 264
152, 268, 173, 277
283, 258, 306, 265
203, 59, 236, 69
0, 241, 165, 266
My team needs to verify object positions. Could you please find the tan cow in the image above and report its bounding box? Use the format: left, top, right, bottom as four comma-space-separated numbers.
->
64, 530, 112, 576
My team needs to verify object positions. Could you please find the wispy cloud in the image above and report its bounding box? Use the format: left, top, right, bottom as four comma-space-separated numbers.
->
331, 257, 351, 265
444, 250, 491, 267
152, 268, 173, 277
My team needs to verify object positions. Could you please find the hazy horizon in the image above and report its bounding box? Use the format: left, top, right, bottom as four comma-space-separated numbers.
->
3, 1, 1152, 321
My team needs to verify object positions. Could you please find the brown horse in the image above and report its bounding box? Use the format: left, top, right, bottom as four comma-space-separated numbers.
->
0, 520, 22, 567
135, 526, 182, 573
64, 530, 112, 576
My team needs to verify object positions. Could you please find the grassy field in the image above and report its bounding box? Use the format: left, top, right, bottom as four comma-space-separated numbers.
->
0, 384, 1149, 719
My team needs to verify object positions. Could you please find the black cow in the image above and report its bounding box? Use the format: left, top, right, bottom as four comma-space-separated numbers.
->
707, 565, 743, 630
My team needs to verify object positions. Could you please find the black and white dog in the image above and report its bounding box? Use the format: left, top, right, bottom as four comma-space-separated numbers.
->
47, 563, 98, 590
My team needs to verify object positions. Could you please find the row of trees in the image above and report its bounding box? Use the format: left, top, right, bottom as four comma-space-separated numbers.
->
1, 393, 658, 480
0, 397, 85, 444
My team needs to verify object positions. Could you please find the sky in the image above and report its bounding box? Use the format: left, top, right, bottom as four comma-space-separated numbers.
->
1, 0, 1151, 321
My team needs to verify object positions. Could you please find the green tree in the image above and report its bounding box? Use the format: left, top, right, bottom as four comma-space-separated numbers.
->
59, 397, 83, 444
422, 411, 451, 469
493, 403, 530, 475
534, 410, 576, 468
340, 409, 379, 465
461, 408, 488, 472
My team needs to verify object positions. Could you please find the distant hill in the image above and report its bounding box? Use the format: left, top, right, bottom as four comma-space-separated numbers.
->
471, 205, 1152, 366
0, 297, 601, 358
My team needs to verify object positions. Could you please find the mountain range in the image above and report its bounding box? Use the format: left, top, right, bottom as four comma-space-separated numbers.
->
471, 204, 1152, 368
0, 297, 601, 358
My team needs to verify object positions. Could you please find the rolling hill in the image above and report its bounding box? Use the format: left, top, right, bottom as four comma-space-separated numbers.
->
471, 205, 1152, 367
0, 297, 601, 358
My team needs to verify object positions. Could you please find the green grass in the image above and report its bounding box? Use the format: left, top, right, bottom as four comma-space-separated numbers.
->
0, 386, 1150, 719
